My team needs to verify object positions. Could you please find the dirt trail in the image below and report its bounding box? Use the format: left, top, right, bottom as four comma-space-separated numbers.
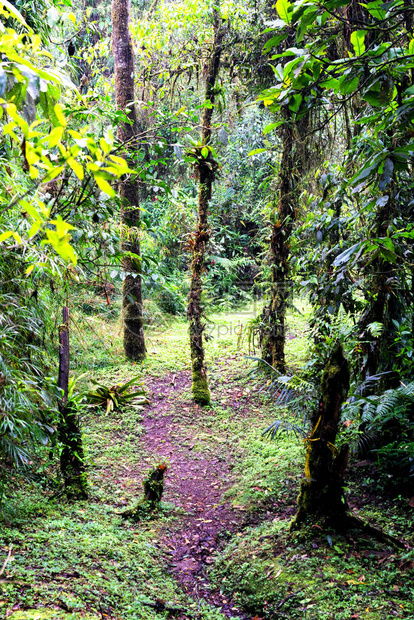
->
142, 371, 250, 618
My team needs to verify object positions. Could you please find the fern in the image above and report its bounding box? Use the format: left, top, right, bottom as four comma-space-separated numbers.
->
342, 380, 414, 469
247, 356, 317, 440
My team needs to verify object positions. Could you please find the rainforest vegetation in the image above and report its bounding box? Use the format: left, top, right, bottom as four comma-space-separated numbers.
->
0, 0, 413, 618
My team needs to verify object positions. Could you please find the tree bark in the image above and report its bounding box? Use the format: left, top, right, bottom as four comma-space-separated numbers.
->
112, 0, 146, 361
187, 10, 224, 405
291, 343, 350, 529
58, 307, 88, 500
260, 107, 296, 372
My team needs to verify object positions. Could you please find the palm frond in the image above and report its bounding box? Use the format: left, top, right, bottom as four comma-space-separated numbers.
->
262, 420, 307, 441
246, 356, 315, 406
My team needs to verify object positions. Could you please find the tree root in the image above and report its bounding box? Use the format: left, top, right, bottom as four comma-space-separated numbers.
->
346, 514, 405, 550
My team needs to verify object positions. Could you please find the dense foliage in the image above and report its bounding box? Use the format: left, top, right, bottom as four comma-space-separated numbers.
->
0, 0, 413, 608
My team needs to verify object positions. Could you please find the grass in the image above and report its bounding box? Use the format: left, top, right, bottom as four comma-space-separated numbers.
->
1, 291, 413, 619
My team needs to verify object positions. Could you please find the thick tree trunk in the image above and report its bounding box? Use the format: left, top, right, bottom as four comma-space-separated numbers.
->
112, 0, 146, 361
187, 10, 224, 405
260, 108, 295, 372
291, 344, 350, 529
58, 307, 87, 499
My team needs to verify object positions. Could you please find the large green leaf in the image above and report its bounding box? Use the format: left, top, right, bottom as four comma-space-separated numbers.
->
276, 0, 292, 24
350, 30, 367, 56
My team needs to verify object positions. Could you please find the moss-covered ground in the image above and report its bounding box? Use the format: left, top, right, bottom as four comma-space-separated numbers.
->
0, 297, 413, 620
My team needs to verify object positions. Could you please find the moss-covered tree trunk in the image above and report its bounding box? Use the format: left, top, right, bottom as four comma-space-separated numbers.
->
187, 10, 224, 405
292, 344, 350, 528
58, 307, 87, 499
112, 0, 146, 361
260, 108, 295, 372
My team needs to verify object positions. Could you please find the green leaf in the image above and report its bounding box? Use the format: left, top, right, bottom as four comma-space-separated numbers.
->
67, 157, 84, 180
0, 0, 29, 27
363, 1, 386, 19
351, 153, 384, 184
201, 146, 209, 158
43, 165, 65, 183
350, 30, 367, 56
0, 231, 22, 244
339, 75, 359, 95
263, 121, 282, 135
363, 90, 383, 107
319, 78, 340, 91
263, 34, 287, 53
289, 93, 302, 112
48, 126, 65, 147
276, 0, 291, 24
362, 77, 395, 107
248, 148, 268, 156
379, 157, 394, 189
94, 174, 115, 197
43, 228, 77, 265
19, 199, 41, 222
54, 104, 67, 127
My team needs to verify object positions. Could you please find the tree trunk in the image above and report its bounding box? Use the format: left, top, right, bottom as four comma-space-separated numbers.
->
112, 0, 146, 362
58, 307, 88, 499
291, 343, 350, 529
187, 10, 224, 405
260, 108, 295, 372
358, 187, 399, 388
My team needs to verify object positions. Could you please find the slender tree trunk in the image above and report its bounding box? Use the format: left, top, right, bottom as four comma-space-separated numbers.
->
260, 108, 295, 372
187, 10, 224, 404
58, 308, 70, 409
58, 307, 87, 499
112, 0, 146, 361
291, 343, 350, 529
358, 186, 400, 388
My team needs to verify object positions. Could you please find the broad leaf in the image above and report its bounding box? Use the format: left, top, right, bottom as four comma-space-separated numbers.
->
276, 0, 292, 24
350, 30, 367, 56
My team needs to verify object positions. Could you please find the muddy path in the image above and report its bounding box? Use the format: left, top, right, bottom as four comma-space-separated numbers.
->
142, 370, 252, 618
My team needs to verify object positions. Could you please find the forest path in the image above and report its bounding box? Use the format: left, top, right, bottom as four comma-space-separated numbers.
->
140, 368, 254, 619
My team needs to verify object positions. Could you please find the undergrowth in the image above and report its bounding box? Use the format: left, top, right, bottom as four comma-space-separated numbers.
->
1, 300, 413, 620
209, 518, 413, 619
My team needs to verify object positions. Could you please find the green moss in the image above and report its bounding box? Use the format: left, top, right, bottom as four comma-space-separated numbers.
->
192, 368, 211, 405
119, 499, 155, 521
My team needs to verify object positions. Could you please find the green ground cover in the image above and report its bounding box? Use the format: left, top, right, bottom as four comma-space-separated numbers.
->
0, 301, 412, 620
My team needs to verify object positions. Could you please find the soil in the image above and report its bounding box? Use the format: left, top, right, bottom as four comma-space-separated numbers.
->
141, 370, 252, 618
